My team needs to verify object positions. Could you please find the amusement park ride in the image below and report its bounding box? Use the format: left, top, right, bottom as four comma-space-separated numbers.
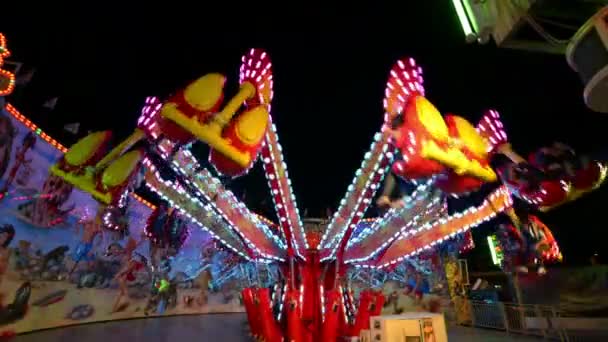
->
1, 31, 607, 340
451, 1, 608, 113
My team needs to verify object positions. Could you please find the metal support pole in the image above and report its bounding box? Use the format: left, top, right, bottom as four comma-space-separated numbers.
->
499, 302, 510, 334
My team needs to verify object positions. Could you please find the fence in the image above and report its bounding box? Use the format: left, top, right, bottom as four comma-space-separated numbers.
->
466, 300, 608, 341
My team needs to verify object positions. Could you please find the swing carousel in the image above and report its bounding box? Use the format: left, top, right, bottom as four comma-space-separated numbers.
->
46, 46, 607, 341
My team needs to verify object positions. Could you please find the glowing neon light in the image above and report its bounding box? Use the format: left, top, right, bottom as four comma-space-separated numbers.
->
320, 132, 393, 261
488, 235, 499, 265
451, 0, 475, 40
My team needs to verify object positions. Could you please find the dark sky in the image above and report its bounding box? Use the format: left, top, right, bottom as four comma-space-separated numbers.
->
3, 3, 607, 264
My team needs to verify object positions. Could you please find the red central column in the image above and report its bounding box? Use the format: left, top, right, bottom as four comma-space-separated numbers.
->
301, 249, 321, 341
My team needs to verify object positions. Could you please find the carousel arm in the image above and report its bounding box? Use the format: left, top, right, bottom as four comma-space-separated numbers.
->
318, 131, 394, 262
343, 180, 442, 265
259, 114, 307, 260
168, 150, 286, 261
143, 159, 252, 260
366, 186, 512, 269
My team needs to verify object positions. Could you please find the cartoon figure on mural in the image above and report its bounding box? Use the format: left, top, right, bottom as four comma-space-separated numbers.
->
16, 174, 75, 228
0, 115, 15, 186
403, 268, 430, 306
0, 224, 15, 290
111, 237, 148, 313
196, 244, 214, 307
67, 207, 104, 275
0, 132, 36, 195
146, 202, 170, 268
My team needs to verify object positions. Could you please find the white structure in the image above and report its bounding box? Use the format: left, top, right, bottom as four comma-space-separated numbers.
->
452, 1, 608, 113
567, 6, 608, 113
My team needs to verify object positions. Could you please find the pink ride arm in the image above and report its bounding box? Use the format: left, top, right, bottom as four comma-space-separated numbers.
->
318, 132, 394, 261
372, 186, 512, 268
476, 109, 525, 163
260, 119, 307, 259
142, 159, 251, 258
170, 150, 286, 261
344, 181, 445, 264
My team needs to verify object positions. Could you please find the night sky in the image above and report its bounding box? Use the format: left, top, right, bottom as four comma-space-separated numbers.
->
3, 3, 607, 264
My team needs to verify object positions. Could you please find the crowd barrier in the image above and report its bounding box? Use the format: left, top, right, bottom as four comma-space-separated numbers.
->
466, 299, 608, 341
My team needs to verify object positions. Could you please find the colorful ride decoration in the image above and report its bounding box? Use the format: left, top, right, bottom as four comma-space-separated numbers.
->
383, 57, 496, 195
0, 34, 15, 97
50, 48, 274, 206
480, 110, 608, 211
384, 60, 607, 206
208, 49, 273, 177
496, 208, 562, 273
161, 49, 272, 177
49, 131, 144, 205
33, 43, 601, 341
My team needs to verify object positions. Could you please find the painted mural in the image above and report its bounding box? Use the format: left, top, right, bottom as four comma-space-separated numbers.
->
349, 256, 454, 317
0, 105, 252, 334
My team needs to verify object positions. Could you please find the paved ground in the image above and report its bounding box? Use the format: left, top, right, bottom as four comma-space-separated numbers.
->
14, 314, 541, 341
448, 325, 541, 341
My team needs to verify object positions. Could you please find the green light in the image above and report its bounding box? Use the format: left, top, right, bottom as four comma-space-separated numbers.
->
35, 128, 42, 135
158, 279, 170, 292
487, 235, 499, 265
451, 0, 475, 41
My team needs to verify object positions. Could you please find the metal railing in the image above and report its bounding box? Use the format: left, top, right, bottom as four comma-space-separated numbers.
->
466, 300, 608, 341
